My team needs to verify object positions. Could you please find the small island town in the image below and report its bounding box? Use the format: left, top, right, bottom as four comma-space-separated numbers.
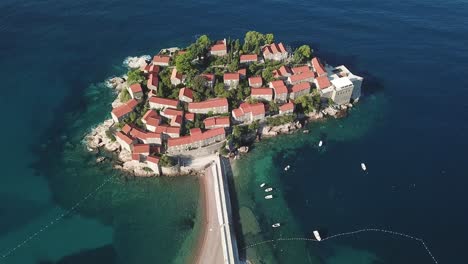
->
87, 31, 363, 177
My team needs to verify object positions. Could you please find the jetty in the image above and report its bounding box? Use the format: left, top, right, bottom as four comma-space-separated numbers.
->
195, 155, 239, 264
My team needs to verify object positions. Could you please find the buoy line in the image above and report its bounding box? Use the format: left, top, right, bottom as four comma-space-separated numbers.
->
242, 228, 438, 264
0, 175, 116, 261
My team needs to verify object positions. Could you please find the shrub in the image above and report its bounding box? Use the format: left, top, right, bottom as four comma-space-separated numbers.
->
105, 129, 116, 142
119, 89, 131, 103
160, 155, 176, 167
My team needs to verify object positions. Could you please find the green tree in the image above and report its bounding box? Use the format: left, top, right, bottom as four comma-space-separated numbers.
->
191, 75, 207, 93
262, 68, 274, 82
119, 89, 131, 103
160, 155, 176, 167
175, 52, 193, 73
265, 33, 274, 44
243, 31, 265, 53
269, 101, 279, 113
214, 82, 229, 97
293, 45, 313, 64
295, 95, 318, 113
126, 69, 145, 85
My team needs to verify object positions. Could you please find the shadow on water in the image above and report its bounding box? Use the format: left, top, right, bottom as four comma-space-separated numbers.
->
220, 156, 247, 260
37, 244, 116, 264
0, 194, 50, 236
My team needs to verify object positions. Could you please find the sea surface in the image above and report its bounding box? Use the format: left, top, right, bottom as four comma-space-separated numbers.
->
1, 0, 467, 263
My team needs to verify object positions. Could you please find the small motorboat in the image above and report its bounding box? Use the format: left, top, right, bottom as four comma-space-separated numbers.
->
272, 223, 281, 228
303, 130, 309, 134
284, 165, 290, 171
265, 195, 273, 200
260, 183, 266, 188
313, 230, 322, 241
265, 188, 273, 192
361, 163, 367, 171
318, 140, 323, 147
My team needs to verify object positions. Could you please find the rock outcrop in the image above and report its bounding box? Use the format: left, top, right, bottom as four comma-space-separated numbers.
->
123, 55, 151, 69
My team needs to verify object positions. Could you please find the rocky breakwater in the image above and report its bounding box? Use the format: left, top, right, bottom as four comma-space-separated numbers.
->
261, 121, 303, 137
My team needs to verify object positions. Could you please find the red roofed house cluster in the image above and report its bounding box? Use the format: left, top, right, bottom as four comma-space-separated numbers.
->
105, 32, 363, 175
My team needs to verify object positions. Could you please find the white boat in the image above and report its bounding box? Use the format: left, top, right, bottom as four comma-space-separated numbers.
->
284, 165, 290, 171
265, 195, 273, 199
272, 223, 281, 228
313, 230, 322, 241
260, 183, 266, 188
318, 141, 323, 147
361, 163, 367, 171
265, 188, 273, 192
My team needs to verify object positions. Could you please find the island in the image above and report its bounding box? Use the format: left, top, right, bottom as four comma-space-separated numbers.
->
85, 31, 364, 263
86, 31, 363, 177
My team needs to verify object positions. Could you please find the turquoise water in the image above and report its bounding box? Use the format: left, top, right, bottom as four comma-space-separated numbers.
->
1, 0, 468, 263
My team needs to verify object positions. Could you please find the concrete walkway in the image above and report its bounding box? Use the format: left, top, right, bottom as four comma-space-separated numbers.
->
195, 156, 239, 264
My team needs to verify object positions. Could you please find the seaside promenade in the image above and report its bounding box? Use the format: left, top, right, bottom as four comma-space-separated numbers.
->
195, 155, 239, 264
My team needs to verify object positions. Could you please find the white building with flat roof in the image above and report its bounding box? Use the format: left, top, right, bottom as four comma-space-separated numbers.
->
330, 77, 354, 105
327, 65, 363, 102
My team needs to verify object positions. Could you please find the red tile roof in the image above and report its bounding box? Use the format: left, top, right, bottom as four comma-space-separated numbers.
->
153, 55, 170, 64
147, 155, 160, 164
171, 115, 183, 126
126, 99, 139, 109
145, 132, 161, 139
240, 54, 258, 62
188, 98, 228, 110
251, 87, 273, 96
240, 102, 265, 116
142, 109, 159, 121
171, 67, 183, 80
315, 75, 332, 89
291, 82, 311, 93
270, 80, 288, 94
204, 116, 230, 128
224, 73, 240, 81
167, 128, 225, 147
210, 40, 227, 52
133, 144, 150, 154
132, 153, 141, 161
179, 87, 194, 100
185, 112, 195, 121
111, 99, 138, 118
262, 43, 287, 55
291, 65, 310, 74
149, 97, 179, 108
167, 135, 192, 147
148, 74, 159, 88
116, 131, 134, 145
273, 65, 292, 78
237, 68, 247, 76
312, 57, 326, 76
154, 125, 179, 136
122, 124, 133, 134
149, 65, 160, 74
248, 76, 262, 85
279, 102, 294, 112
190, 128, 202, 135
130, 127, 148, 140
163, 108, 183, 117
146, 117, 161, 127
232, 108, 244, 118
289, 71, 315, 83
201, 73, 215, 82
166, 126, 180, 135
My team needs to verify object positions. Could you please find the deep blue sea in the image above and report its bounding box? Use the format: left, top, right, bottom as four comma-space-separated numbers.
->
1, 0, 467, 263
